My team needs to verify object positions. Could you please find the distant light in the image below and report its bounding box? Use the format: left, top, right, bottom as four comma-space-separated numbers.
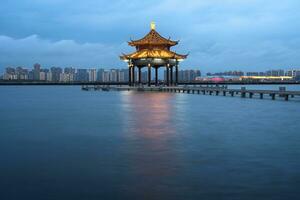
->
240, 76, 293, 80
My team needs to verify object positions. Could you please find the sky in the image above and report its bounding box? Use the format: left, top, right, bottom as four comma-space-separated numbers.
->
0, 0, 300, 73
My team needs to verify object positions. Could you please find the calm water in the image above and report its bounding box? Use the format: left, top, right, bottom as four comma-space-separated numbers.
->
0, 86, 300, 200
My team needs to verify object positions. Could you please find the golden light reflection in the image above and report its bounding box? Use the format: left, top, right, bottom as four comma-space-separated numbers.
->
120, 92, 182, 196
122, 92, 175, 139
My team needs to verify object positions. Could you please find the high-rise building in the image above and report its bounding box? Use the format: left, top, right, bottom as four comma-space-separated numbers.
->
3, 67, 17, 80
174, 70, 200, 82
28, 70, 34, 80
191, 70, 201, 80
46, 72, 52, 82
40, 72, 46, 81
285, 69, 300, 77
110, 69, 119, 82
76, 69, 88, 82
5, 67, 15, 74
64, 67, 75, 74
103, 70, 110, 82
266, 70, 285, 76
246, 72, 260, 76
62, 67, 75, 82
33, 63, 41, 80
51, 67, 63, 82
88, 69, 97, 82
15, 67, 28, 80
123, 69, 129, 82
97, 69, 104, 82
207, 71, 244, 77
118, 69, 127, 82
59, 73, 74, 82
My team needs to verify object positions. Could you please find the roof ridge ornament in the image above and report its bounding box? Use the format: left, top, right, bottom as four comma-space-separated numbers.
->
151, 21, 156, 30
127, 23, 178, 46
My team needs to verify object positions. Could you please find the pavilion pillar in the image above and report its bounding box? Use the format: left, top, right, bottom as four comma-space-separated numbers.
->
148, 64, 151, 86
155, 67, 158, 86
170, 66, 173, 85
175, 63, 178, 85
128, 66, 131, 86
132, 66, 135, 86
166, 64, 169, 86
138, 67, 142, 84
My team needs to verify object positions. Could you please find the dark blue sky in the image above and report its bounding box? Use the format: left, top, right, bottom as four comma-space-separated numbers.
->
0, 0, 300, 73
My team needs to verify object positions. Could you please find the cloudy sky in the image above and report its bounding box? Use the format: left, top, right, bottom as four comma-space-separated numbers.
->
0, 0, 300, 73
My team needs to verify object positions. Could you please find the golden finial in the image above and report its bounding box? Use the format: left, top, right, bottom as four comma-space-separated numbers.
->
151, 21, 156, 30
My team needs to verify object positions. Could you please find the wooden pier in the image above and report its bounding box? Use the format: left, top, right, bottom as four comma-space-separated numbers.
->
81, 85, 300, 101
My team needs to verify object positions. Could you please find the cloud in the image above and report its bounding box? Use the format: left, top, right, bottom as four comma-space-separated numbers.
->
0, 35, 130, 70
1, 0, 300, 72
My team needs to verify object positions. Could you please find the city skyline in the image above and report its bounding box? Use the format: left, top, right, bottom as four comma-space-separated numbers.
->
2, 64, 202, 82
1, 0, 300, 72
3, 64, 300, 82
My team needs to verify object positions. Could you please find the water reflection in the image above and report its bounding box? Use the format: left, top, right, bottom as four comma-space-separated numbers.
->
122, 92, 176, 138
121, 92, 181, 198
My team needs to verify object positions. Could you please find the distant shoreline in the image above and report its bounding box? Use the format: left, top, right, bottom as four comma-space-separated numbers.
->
0, 80, 299, 85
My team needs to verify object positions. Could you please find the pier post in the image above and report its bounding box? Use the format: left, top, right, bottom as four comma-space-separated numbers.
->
175, 64, 178, 85
249, 93, 253, 98
270, 93, 275, 100
241, 87, 246, 98
223, 91, 226, 96
279, 87, 286, 98
166, 64, 170, 86
285, 95, 289, 101
155, 67, 158, 86
132, 66, 135, 86
148, 64, 151, 87
128, 66, 132, 86
170, 66, 173, 86
138, 67, 142, 84
260, 93, 263, 99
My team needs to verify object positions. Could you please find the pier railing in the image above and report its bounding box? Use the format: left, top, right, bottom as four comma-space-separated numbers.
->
81, 85, 300, 101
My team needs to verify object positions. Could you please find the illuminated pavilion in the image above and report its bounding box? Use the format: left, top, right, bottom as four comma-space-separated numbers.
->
120, 22, 188, 86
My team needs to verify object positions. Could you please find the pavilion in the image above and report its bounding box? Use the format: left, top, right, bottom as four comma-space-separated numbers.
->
120, 22, 188, 86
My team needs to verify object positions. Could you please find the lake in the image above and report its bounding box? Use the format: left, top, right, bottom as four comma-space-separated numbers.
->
0, 86, 300, 200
